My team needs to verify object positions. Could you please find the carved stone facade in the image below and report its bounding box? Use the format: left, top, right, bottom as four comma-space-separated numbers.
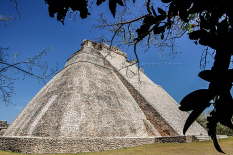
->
0, 40, 207, 153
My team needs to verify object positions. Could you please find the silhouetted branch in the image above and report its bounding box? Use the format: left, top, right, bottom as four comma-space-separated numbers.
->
98, 15, 146, 27
0, 48, 57, 104
0, 61, 44, 79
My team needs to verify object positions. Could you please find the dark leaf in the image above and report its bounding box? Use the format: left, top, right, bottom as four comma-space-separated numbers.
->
117, 0, 124, 6
45, 0, 89, 23
96, 0, 106, 5
199, 69, 233, 82
168, 3, 178, 17
48, 6, 55, 17
179, 89, 212, 111
143, 15, 155, 24
156, 15, 167, 21
109, 0, 117, 17
179, 9, 189, 22
136, 22, 151, 41
217, 93, 233, 130
109, 0, 124, 17
228, 69, 233, 80
183, 108, 205, 134
158, 7, 166, 15
207, 116, 225, 154
153, 25, 166, 34
161, 0, 172, 3
189, 30, 208, 40
212, 135, 225, 154
198, 70, 212, 82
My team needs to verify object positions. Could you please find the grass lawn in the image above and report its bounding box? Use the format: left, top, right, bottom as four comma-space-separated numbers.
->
1, 138, 233, 155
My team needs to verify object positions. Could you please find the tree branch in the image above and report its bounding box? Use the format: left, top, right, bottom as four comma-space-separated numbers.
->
99, 15, 146, 27
0, 61, 44, 79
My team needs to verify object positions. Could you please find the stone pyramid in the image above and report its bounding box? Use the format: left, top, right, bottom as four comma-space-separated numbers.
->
0, 40, 207, 154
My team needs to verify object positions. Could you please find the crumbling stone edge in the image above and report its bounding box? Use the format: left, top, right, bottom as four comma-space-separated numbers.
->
0, 136, 196, 154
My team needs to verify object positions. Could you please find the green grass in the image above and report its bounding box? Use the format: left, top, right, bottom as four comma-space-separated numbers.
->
1, 138, 233, 155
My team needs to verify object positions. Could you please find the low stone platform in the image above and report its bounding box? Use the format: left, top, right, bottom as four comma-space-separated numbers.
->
0, 136, 194, 154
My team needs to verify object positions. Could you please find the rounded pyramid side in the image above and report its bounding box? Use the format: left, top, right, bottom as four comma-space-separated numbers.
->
96, 41, 208, 136
4, 42, 160, 138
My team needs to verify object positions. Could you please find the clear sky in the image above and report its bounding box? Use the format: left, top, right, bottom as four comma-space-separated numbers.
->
0, 0, 210, 123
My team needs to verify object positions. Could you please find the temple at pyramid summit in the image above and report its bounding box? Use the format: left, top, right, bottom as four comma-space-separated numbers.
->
0, 40, 207, 153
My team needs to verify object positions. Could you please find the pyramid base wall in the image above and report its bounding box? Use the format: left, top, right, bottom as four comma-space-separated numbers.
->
0, 136, 195, 154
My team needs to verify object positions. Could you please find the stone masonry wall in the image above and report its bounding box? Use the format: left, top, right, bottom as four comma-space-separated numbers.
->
0, 136, 193, 154
112, 67, 179, 136
95, 40, 208, 136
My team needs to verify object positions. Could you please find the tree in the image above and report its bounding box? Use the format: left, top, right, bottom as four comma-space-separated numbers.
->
43, 0, 233, 153
197, 114, 233, 136
0, 1, 56, 104
0, 47, 55, 104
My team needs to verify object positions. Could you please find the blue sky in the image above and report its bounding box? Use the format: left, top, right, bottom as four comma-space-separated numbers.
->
0, 0, 210, 123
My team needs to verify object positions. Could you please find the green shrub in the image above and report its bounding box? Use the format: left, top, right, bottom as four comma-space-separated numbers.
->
196, 114, 233, 136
